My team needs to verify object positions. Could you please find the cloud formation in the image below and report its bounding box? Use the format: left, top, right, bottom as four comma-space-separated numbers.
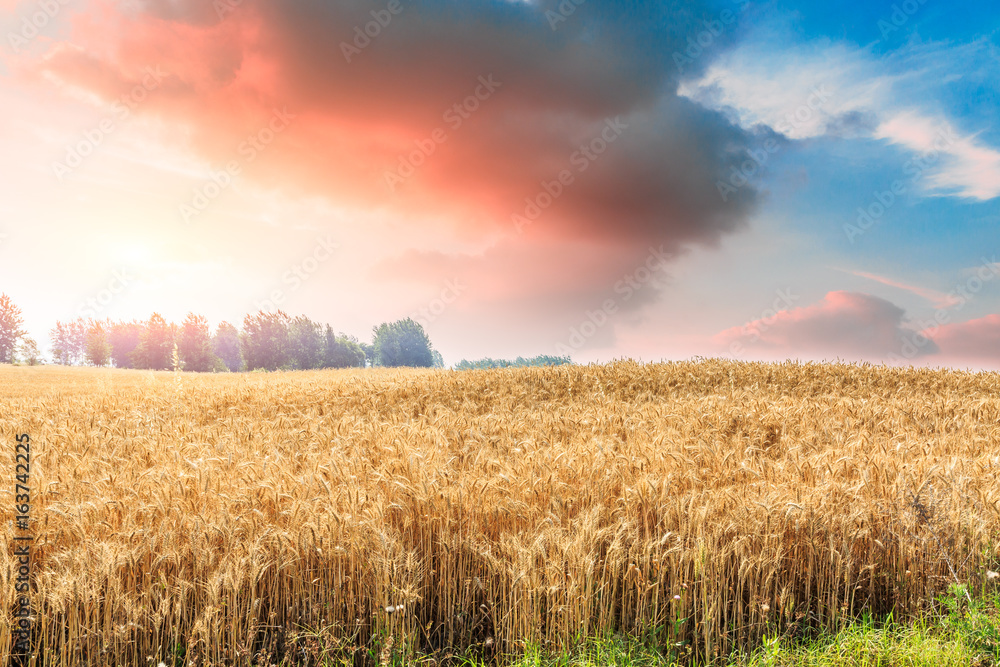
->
876, 113, 1000, 201
714, 291, 937, 361
924, 314, 1000, 366
843, 269, 963, 309
10, 0, 778, 341
681, 35, 1000, 202
679, 41, 887, 140
25, 0, 762, 247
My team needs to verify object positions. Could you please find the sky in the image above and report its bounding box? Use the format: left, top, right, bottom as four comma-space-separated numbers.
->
1, 0, 999, 368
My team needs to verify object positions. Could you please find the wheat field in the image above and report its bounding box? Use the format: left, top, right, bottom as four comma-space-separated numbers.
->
2, 360, 1000, 665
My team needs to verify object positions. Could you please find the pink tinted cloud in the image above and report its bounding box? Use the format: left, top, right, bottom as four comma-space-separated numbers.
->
377, 237, 671, 321
714, 291, 936, 362
8, 0, 775, 340
924, 314, 1000, 367
19, 0, 760, 255
846, 269, 962, 308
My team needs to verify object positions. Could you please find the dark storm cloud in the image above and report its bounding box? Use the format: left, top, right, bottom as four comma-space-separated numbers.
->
49, 0, 763, 319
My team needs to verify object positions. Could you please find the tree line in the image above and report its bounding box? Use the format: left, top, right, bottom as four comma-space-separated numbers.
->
453, 355, 572, 370
0, 293, 445, 370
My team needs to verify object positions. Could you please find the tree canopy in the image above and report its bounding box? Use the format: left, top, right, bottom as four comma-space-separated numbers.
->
373, 318, 436, 367
454, 355, 573, 371
242, 310, 292, 371
0, 294, 26, 363
134, 313, 174, 371
178, 313, 217, 372
213, 322, 242, 372
34, 308, 440, 373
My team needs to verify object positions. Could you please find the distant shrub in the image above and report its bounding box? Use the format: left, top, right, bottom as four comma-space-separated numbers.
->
454, 355, 572, 371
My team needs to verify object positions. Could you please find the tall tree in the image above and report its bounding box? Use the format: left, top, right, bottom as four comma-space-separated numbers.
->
17, 337, 41, 365
360, 342, 375, 367
241, 310, 290, 371
372, 318, 435, 368
134, 313, 174, 370
213, 322, 242, 372
108, 320, 143, 369
0, 294, 26, 363
50, 321, 72, 365
50, 318, 86, 365
177, 313, 217, 372
85, 321, 112, 367
289, 315, 324, 370
323, 326, 366, 368
68, 318, 88, 365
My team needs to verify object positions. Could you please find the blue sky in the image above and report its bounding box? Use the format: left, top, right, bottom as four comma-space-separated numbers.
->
669, 0, 1000, 367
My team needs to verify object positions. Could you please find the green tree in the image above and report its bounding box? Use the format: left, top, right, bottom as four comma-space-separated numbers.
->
108, 320, 143, 369
454, 355, 573, 370
69, 319, 87, 364
242, 310, 290, 371
85, 321, 112, 367
178, 313, 217, 372
360, 342, 375, 367
17, 336, 41, 365
49, 321, 71, 365
322, 326, 366, 368
213, 322, 242, 372
288, 315, 324, 370
134, 313, 174, 370
52, 318, 89, 365
0, 294, 26, 363
50, 318, 87, 365
372, 318, 435, 368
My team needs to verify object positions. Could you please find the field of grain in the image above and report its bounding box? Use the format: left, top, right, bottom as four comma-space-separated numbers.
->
2, 360, 1000, 666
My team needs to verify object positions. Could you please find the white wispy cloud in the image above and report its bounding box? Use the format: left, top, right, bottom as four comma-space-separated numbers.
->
876, 113, 1000, 200
679, 41, 891, 140
839, 267, 962, 309
680, 31, 1000, 201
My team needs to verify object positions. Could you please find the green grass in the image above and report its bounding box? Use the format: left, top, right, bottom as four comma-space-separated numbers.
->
446, 588, 1000, 667
457, 636, 685, 667
735, 616, 992, 667
285, 586, 1000, 665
